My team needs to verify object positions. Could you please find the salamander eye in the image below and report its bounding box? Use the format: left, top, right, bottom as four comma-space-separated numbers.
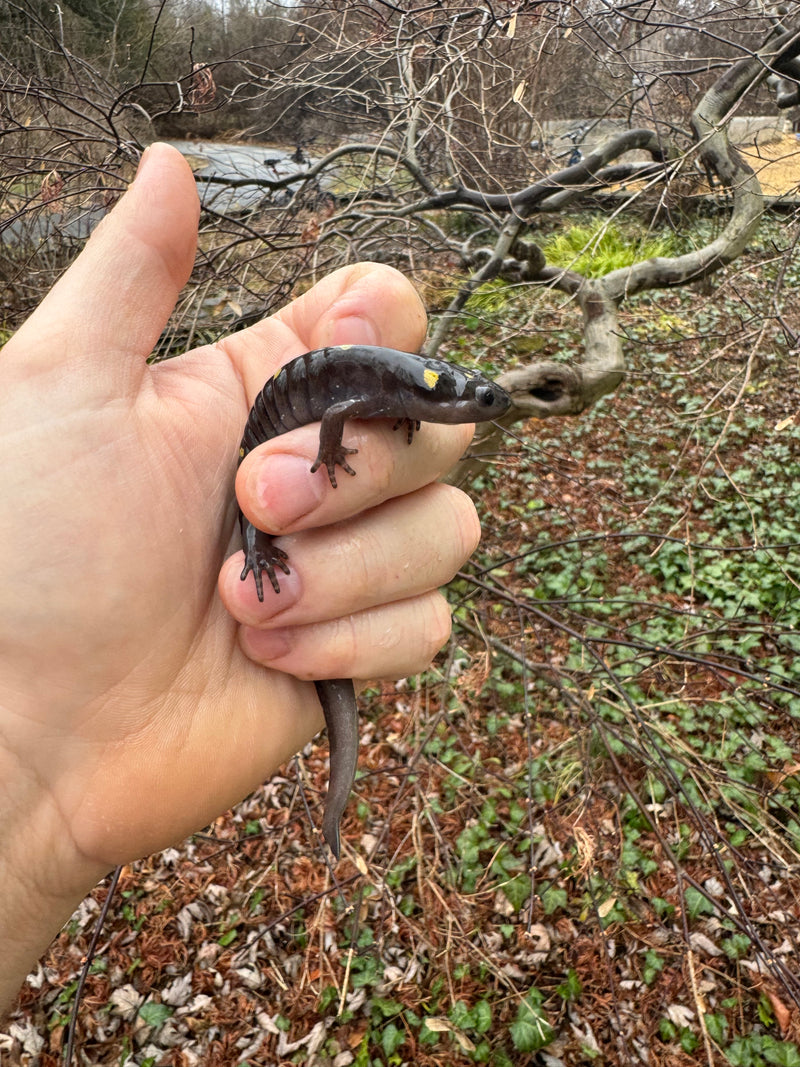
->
476, 385, 495, 407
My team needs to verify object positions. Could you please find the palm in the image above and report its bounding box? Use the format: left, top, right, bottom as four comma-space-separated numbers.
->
0, 326, 319, 865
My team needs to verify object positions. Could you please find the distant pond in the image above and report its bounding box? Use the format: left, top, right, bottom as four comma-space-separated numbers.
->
1, 140, 315, 246
172, 140, 315, 213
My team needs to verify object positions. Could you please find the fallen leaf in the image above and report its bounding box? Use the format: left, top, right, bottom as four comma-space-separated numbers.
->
764, 989, 792, 1036
597, 896, 617, 918
423, 1017, 475, 1052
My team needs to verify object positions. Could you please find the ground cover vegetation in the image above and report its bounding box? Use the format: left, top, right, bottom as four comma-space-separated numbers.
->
2, 2, 800, 1065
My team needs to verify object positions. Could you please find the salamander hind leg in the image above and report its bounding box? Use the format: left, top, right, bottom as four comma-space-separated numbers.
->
240, 521, 290, 601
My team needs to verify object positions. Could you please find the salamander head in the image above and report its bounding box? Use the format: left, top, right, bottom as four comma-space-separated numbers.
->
409, 358, 511, 423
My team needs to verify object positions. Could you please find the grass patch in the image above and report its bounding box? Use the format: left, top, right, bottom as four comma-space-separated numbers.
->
541, 219, 677, 275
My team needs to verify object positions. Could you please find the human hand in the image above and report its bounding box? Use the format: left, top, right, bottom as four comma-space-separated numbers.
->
0, 143, 479, 999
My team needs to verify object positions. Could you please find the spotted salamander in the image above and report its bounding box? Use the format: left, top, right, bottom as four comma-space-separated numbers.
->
238, 344, 510, 859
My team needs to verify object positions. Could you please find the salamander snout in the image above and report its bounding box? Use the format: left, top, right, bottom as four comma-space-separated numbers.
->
475, 381, 511, 415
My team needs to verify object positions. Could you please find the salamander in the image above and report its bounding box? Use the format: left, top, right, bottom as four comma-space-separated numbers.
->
238, 344, 510, 859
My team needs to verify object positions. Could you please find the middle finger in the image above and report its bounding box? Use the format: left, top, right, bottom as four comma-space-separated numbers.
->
219, 482, 480, 628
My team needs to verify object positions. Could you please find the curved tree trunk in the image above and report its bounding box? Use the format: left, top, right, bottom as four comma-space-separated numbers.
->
446, 17, 800, 487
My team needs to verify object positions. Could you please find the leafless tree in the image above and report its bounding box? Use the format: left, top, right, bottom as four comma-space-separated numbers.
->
7, 2, 797, 399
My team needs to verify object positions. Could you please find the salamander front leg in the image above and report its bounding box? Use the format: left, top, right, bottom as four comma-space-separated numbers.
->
392, 416, 421, 444
310, 405, 361, 487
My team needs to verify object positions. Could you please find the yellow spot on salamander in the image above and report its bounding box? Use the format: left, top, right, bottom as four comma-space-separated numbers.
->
339, 343, 353, 350
423, 368, 440, 389
239, 446, 245, 459
273, 367, 282, 379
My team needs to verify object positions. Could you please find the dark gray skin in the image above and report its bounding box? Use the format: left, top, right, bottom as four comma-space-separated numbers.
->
238, 344, 510, 859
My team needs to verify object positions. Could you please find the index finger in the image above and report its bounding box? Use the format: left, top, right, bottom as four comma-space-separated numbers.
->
236, 418, 475, 536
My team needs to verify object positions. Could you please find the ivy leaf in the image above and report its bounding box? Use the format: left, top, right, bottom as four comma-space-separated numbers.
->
137, 1002, 173, 1030
501, 874, 532, 912
510, 990, 554, 1052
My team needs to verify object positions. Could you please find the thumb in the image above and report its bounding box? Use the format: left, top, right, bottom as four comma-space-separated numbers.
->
7, 143, 199, 393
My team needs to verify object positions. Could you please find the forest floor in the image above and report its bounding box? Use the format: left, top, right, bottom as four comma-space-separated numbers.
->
4, 213, 800, 1067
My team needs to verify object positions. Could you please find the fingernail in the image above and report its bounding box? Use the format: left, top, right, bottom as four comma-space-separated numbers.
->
242, 626, 293, 662
135, 144, 153, 178
135, 142, 173, 182
323, 314, 380, 348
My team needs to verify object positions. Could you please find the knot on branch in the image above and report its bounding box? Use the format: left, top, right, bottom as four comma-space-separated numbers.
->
464, 241, 547, 283
498, 361, 587, 418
